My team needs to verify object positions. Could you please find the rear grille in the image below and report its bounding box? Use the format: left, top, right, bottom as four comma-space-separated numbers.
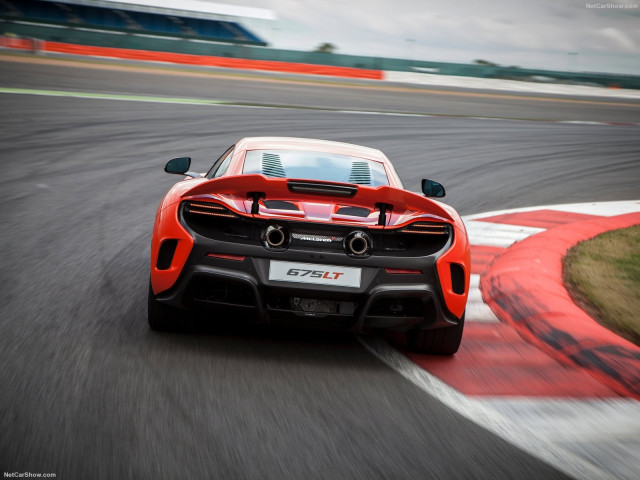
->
290, 225, 345, 240
377, 223, 452, 257
181, 201, 451, 257
182, 201, 261, 244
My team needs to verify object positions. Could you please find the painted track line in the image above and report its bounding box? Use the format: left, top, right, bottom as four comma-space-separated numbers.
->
464, 219, 544, 247
2, 86, 639, 125
0, 86, 229, 105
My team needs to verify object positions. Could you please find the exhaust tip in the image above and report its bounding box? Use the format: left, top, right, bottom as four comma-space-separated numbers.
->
345, 230, 371, 257
263, 224, 288, 249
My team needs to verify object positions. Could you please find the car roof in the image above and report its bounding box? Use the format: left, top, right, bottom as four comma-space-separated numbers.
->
235, 137, 388, 163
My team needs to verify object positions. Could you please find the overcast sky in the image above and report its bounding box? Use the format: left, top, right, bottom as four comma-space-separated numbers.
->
213, 0, 640, 75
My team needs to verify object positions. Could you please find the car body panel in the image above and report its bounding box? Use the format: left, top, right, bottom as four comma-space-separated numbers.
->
150, 137, 469, 332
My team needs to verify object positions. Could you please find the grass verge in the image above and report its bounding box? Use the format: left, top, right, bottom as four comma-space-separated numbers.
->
563, 225, 640, 347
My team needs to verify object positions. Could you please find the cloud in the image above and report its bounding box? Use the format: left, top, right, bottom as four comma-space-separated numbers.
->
598, 27, 638, 52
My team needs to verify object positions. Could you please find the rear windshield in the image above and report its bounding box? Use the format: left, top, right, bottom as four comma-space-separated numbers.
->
242, 150, 389, 186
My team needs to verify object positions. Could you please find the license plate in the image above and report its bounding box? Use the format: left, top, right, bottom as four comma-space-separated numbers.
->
269, 260, 361, 288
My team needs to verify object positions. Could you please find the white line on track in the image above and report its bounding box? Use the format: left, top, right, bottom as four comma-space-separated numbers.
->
545, 201, 640, 217
0, 87, 228, 105
463, 200, 640, 221
464, 219, 544, 247
2, 87, 639, 125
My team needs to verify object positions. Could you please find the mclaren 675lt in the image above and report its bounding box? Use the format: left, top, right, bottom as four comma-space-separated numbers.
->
149, 137, 470, 354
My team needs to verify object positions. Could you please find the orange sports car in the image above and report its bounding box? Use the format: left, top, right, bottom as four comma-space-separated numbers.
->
149, 137, 470, 354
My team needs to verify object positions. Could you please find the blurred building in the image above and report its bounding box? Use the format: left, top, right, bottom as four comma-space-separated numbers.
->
0, 0, 274, 46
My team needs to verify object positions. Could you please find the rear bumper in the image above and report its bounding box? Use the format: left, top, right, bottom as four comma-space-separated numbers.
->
155, 256, 462, 333
152, 203, 467, 331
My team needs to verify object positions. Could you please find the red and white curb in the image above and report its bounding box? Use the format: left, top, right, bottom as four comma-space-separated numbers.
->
361, 200, 640, 480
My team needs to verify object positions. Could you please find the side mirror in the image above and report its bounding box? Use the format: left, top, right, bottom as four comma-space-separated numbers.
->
421, 179, 446, 197
165, 157, 191, 175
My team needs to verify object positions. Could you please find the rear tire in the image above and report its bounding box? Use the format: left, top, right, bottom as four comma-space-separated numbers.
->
406, 312, 465, 355
147, 283, 182, 331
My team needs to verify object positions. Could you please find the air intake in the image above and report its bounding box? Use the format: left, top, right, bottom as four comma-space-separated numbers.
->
157, 239, 178, 270
450, 263, 465, 294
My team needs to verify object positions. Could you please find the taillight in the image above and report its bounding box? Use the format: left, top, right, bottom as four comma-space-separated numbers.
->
399, 222, 449, 235
184, 201, 237, 218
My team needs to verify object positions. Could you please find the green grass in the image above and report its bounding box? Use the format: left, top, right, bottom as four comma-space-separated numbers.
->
563, 225, 640, 346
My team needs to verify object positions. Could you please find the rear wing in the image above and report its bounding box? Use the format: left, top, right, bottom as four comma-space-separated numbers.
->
181, 174, 456, 223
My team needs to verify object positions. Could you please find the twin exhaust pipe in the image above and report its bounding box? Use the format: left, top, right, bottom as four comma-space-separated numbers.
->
344, 230, 371, 256
264, 225, 287, 249
263, 224, 371, 256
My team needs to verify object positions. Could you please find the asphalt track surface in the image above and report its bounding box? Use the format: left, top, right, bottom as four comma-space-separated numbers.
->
0, 57, 639, 479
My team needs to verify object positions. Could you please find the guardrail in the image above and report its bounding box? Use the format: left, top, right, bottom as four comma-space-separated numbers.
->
0, 34, 383, 79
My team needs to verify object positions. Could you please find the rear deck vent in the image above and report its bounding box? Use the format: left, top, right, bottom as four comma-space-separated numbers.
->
348, 161, 372, 185
262, 153, 286, 178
